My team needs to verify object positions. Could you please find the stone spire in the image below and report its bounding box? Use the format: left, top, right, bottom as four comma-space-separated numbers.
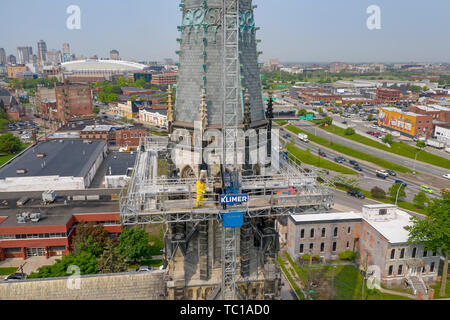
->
167, 84, 174, 123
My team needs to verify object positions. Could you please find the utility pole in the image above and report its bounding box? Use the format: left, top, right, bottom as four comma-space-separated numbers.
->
361, 252, 369, 300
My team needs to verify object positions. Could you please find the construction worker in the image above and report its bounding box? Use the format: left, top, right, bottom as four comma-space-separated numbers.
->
196, 177, 207, 207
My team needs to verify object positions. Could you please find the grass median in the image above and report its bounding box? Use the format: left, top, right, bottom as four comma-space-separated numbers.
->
317, 123, 450, 171
285, 124, 412, 173
278, 254, 305, 300
285, 142, 358, 175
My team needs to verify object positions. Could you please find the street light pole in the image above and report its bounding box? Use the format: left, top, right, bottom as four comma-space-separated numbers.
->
395, 184, 405, 206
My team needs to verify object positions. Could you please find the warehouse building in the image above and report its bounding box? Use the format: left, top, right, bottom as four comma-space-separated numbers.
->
0, 139, 107, 192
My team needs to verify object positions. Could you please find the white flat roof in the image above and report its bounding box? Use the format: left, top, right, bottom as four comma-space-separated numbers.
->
362, 209, 413, 244
290, 212, 361, 223
363, 204, 397, 209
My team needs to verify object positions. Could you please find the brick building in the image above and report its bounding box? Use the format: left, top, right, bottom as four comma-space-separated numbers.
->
80, 125, 115, 141
115, 128, 150, 147
287, 204, 441, 293
408, 105, 450, 124
299, 92, 342, 103
379, 107, 434, 139
0, 197, 121, 261
7, 65, 28, 79
55, 83, 93, 122
151, 71, 178, 86
376, 88, 401, 104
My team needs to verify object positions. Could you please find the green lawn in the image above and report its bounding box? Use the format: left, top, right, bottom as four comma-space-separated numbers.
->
285, 143, 358, 175
278, 254, 305, 300
431, 281, 450, 299
286, 124, 412, 173
0, 267, 18, 275
318, 124, 450, 171
0, 154, 17, 166
274, 120, 287, 126
283, 252, 411, 300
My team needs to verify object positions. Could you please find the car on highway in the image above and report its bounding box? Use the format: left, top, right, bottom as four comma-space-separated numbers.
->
386, 170, 396, 176
353, 165, 363, 172
347, 189, 365, 199
420, 185, 434, 194
376, 170, 389, 179
442, 173, 450, 180
395, 180, 407, 187
334, 156, 345, 163
318, 150, 327, 157
4, 273, 27, 281
349, 160, 359, 166
370, 124, 378, 129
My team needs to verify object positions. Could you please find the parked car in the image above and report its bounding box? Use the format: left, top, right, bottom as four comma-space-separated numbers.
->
4, 273, 27, 281
420, 185, 434, 194
135, 266, 154, 273
395, 180, 407, 187
386, 170, 396, 176
443, 173, 450, 180
366, 131, 374, 135
347, 189, 365, 199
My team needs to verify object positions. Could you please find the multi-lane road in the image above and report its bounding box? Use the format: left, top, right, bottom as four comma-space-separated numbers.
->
279, 126, 443, 203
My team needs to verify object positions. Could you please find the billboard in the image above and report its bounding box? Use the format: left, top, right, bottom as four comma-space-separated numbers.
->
378, 108, 416, 136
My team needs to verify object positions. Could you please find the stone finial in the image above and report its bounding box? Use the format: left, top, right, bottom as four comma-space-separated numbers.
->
200, 88, 208, 132
167, 85, 174, 123
243, 88, 251, 126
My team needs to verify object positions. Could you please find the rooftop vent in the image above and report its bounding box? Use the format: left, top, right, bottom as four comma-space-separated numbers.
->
16, 168, 27, 174
16, 212, 41, 223
36, 152, 46, 158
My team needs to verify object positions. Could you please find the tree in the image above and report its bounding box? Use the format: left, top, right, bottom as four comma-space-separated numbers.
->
367, 114, 373, 121
413, 191, 428, 209
383, 134, 394, 145
332, 175, 360, 189
371, 186, 386, 199
416, 140, 426, 149
98, 242, 128, 274
338, 251, 357, 261
344, 127, 355, 136
71, 222, 112, 257
320, 117, 333, 127
117, 227, 151, 263
27, 251, 99, 279
0, 133, 22, 154
92, 106, 100, 114
409, 85, 422, 93
388, 183, 406, 201
298, 109, 307, 117
408, 195, 450, 297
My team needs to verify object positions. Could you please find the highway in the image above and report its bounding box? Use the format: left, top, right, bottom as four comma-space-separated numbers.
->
279, 126, 442, 203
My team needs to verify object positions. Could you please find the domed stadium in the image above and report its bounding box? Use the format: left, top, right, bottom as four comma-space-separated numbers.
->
61, 59, 151, 82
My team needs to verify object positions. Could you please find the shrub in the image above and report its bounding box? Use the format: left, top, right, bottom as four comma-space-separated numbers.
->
301, 254, 311, 262
338, 250, 357, 261
344, 127, 355, 136
371, 186, 386, 199
313, 254, 321, 262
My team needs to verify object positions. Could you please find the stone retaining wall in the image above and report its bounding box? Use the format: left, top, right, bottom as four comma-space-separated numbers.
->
0, 271, 166, 300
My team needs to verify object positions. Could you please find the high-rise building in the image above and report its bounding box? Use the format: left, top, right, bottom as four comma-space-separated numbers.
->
0, 48, 6, 66
7, 55, 16, 65
46, 50, 62, 65
16, 46, 33, 64
62, 43, 71, 62
110, 50, 120, 60
37, 40, 47, 64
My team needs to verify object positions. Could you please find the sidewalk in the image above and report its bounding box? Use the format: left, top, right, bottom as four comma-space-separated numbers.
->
0, 257, 58, 276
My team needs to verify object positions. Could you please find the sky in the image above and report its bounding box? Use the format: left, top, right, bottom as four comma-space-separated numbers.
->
1, 0, 449, 63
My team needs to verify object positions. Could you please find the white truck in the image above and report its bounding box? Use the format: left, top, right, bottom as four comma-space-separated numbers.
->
298, 133, 309, 143
426, 139, 445, 149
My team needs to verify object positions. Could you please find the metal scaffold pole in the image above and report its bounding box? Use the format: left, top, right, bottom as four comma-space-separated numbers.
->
221, 0, 240, 300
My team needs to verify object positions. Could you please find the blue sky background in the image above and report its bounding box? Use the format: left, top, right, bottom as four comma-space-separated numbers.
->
1, 0, 449, 63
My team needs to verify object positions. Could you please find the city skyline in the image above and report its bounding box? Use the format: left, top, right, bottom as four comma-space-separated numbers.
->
0, 0, 450, 63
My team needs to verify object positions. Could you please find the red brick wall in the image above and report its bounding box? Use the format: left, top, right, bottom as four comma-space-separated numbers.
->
55, 83, 93, 121
115, 129, 149, 147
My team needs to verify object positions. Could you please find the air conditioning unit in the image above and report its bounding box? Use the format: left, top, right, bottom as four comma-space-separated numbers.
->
16, 168, 27, 174
37, 153, 46, 158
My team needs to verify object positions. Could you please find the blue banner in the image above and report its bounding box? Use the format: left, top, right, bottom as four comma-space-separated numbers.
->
223, 211, 244, 228
220, 194, 248, 205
